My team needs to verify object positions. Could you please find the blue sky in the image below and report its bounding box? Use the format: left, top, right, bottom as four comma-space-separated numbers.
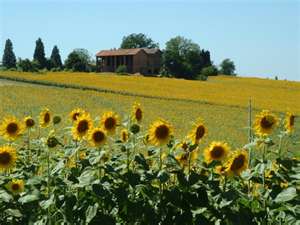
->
1, 0, 299, 81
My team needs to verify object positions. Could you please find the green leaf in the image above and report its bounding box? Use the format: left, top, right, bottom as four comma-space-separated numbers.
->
0, 189, 13, 203
274, 187, 297, 203
4, 209, 22, 218
51, 160, 65, 175
157, 170, 170, 183
19, 194, 39, 204
40, 194, 55, 210
78, 169, 96, 187
86, 203, 99, 224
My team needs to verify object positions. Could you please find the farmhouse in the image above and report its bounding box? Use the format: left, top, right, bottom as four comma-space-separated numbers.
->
96, 48, 162, 75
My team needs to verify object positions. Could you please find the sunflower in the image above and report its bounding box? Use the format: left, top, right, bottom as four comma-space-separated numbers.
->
70, 108, 85, 122
175, 148, 199, 168
0, 116, 24, 141
6, 179, 24, 195
121, 129, 129, 143
100, 111, 119, 135
204, 141, 230, 164
72, 113, 93, 140
285, 112, 295, 133
24, 116, 35, 129
88, 128, 106, 147
39, 108, 51, 128
188, 118, 207, 144
148, 119, 173, 146
254, 110, 278, 136
225, 149, 248, 176
215, 165, 226, 175
0, 145, 17, 171
132, 102, 143, 123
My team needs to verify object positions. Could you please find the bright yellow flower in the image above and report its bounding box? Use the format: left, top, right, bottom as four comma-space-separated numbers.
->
175, 148, 199, 168
225, 149, 248, 176
72, 113, 93, 140
132, 102, 143, 123
121, 129, 129, 143
285, 112, 295, 133
188, 118, 207, 144
204, 141, 230, 164
6, 179, 24, 195
88, 127, 107, 147
100, 111, 119, 135
0, 145, 17, 171
148, 119, 173, 146
254, 110, 278, 136
24, 116, 35, 129
39, 108, 51, 128
70, 108, 85, 122
0, 116, 24, 141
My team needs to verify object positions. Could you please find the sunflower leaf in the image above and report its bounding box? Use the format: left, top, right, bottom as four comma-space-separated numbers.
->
274, 187, 297, 203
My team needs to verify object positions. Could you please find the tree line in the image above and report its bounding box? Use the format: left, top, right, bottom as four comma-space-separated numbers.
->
1, 34, 235, 80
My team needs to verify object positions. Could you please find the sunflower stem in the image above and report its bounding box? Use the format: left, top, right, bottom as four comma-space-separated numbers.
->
278, 135, 283, 158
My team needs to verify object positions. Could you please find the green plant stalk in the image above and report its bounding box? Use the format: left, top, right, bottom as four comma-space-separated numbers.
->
278, 135, 283, 158
47, 146, 51, 224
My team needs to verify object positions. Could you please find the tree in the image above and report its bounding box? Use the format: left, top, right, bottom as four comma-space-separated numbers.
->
50, 45, 63, 69
163, 36, 211, 79
33, 38, 47, 69
120, 33, 159, 49
65, 49, 92, 72
220, 58, 236, 75
201, 65, 218, 77
17, 58, 39, 72
2, 39, 16, 68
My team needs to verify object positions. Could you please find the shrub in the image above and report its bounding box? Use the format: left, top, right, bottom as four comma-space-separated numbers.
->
196, 74, 208, 81
201, 65, 218, 76
17, 59, 39, 72
116, 65, 127, 74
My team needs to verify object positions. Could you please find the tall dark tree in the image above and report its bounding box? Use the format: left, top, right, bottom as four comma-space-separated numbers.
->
33, 38, 46, 69
121, 33, 159, 49
50, 45, 63, 68
2, 39, 16, 68
200, 50, 212, 68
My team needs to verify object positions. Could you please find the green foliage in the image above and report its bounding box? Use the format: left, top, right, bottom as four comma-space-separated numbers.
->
196, 74, 208, 81
116, 65, 127, 74
50, 45, 63, 69
163, 36, 212, 79
220, 58, 236, 76
33, 38, 47, 69
17, 59, 39, 72
121, 33, 159, 49
2, 39, 17, 69
65, 49, 93, 72
201, 65, 218, 76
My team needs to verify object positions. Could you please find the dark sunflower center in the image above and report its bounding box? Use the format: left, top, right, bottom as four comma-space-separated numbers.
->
290, 115, 295, 126
73, 113, 80, 121
155, 125, 169, 140
104, 117, 116, 130
122, 132, 127, 141
260, 116, 273, 129
26, 119, 35, 127
12, 183, 20, 191
93, 131, 105, 143
77, 120, 89, 133
195, 126, 205, 140
44, 113, 50, 123
0, 152, 11, 165
7, 123, 18, 134
181, 142, 188, 151
135, 109, 142, 121
230, 154, 246, 171
210, 146, 224, 159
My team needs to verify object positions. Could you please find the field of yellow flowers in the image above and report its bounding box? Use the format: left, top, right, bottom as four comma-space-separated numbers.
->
0, 93, 299, 224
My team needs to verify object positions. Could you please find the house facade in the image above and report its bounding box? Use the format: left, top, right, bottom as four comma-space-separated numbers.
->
96, 48, 162, 75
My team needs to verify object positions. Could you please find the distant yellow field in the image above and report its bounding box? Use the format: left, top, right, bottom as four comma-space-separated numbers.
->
0, 71, 299, 114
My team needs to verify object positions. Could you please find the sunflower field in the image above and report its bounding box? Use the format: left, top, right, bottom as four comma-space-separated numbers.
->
0, 102, 299, 225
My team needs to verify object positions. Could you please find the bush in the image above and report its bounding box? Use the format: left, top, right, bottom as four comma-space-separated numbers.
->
116, 65, 128, 74
17, 59, 39, 72
201, 65, 218, 76
196, 74, 208, 81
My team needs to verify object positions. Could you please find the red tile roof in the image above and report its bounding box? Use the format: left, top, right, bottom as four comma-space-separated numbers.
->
96, 48, 160, 57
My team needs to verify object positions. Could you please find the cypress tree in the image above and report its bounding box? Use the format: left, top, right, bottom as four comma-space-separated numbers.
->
33, 38, 46, 69
50, 45, 63, 68
2, 39, 16, 68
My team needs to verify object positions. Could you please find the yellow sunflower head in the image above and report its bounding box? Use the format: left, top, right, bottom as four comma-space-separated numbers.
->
188, 118, 207, 144
225, 149, 248, 176
24, 116, 35, 129
72, 113, 93, 140
148, 119, 173, 146
254, 110, 278, 136
70, 108, 85, 122
100, 111, 119, 135
6, 179, 24, 195
132, 102, 143, 123
121, 129, 129, 143
285, 112, 295, 133
88, 127, 106, 147
39, 108, 51, 128
0, 116, 24, 141
215, 165, 226, 175
204, 141, 230, 164
0, 145, 17, 172
175, 148, 199, 168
